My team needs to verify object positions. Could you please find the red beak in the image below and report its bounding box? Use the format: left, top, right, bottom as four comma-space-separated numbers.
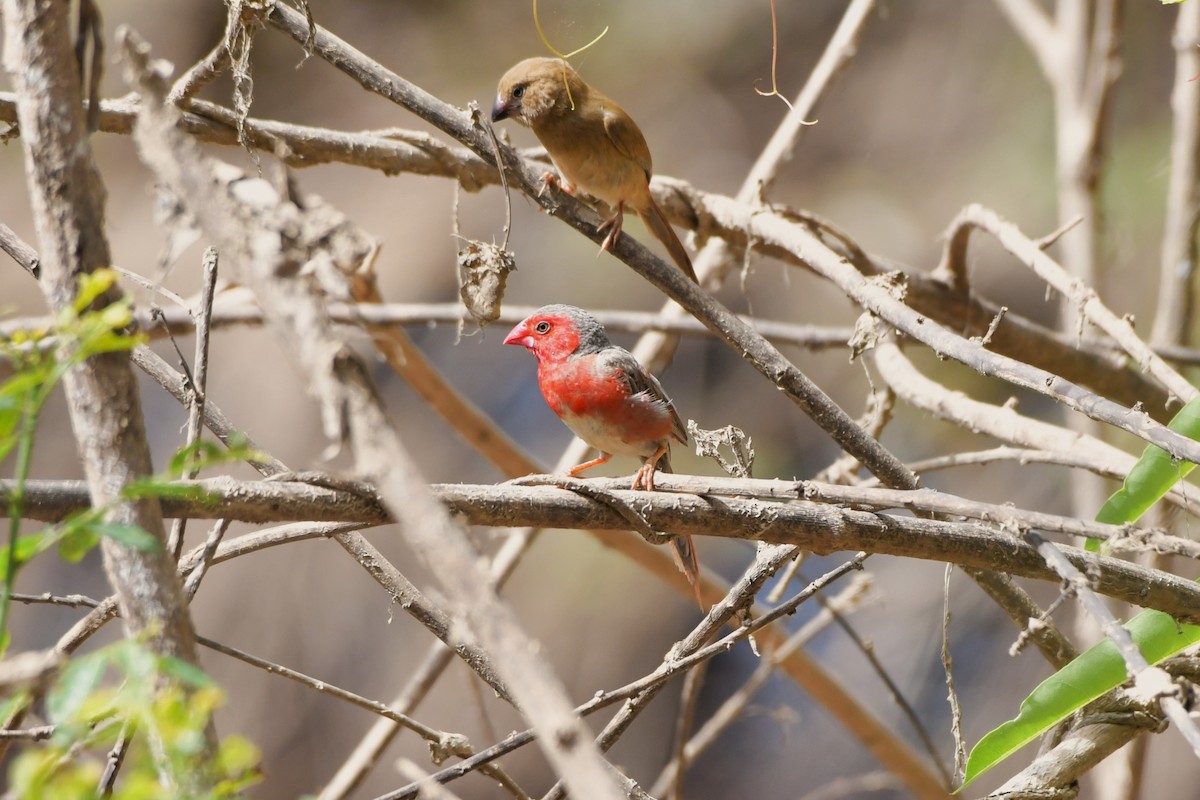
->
503, 320, 531, 347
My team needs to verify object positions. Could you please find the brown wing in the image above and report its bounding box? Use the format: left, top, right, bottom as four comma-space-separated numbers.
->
597, 347, 687, 445
601, 102, 654, 178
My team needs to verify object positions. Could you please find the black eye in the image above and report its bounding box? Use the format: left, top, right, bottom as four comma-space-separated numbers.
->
513, 85, 526, 99
534, 320, 551, 334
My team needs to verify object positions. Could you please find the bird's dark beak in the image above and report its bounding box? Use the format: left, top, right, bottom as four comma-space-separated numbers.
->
491, 95, 510, 122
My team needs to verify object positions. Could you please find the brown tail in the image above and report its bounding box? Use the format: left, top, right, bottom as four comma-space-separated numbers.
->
652, 453, 703, 608
670, 534, 704, 609
639, 199, 698, 282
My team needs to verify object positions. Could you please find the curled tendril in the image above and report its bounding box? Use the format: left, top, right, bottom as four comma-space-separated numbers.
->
533, 0, 610, 111
754, 0, 797, 113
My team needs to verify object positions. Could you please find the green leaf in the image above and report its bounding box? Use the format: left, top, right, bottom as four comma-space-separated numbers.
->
70, 268, 117, 314
116, 774, 164, 800
0, 370, 47, 403
0, 372, 43, 459
157, 655, 215, 689
0, 396, 25, 448
56, 525, 101, 564
11, 746, 102, 800
55, 520, 161, 565
0, 532, 57, 576
45, 650, 109, 724
168, 440, 229, 478
216, 734, 261, 775
79, 327, 142, 359
122, 477, 214, 504
961, 608, 1200, 789
108, 639, 159, 688
43, 509, 106, 564
1089, 396, 1200, 550
92, 523, 161, 553
0, 687, 28, 721
166, 435, 267, 478
94, 301, 134, 333
214, 734, 263, 794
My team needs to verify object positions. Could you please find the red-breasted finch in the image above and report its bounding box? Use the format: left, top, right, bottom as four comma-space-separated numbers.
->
505, 304, 702, 603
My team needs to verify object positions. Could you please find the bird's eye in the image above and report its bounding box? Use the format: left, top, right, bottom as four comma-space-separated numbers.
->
513, 85, 526, 99
534, 320, 551, 334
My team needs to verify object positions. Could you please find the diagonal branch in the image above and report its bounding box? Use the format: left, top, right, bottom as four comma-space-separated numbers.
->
939, 203, 1197, 404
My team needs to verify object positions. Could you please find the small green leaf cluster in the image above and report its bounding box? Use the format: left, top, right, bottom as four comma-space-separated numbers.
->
1, 269, 149, 655
8, 639, 261, 799
2, 270, 264, 798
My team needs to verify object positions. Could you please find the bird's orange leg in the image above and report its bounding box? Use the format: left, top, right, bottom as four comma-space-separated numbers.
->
568, 452, 612, 477
540, 171, 577, 198
632, 444, 668, 492
597, 202, 626, 255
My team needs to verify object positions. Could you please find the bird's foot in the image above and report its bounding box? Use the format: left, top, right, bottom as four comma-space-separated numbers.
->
597, 210, 624, 255
632, 462, 658, 492
539, 172, 576, 198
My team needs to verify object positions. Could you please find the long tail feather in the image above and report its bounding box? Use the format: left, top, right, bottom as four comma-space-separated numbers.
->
647, 453, 703, 607
639, 200, 698, 282
669, 534, 703, 609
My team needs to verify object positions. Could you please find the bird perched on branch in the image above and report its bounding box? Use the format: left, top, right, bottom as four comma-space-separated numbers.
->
504, 304, 702, 602
492, 57, 698, 283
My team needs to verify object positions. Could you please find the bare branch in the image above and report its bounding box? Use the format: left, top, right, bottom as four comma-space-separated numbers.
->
940, 204, 1197, 404
1151, 0, 1200, 347
994, 0, 1061, 78
9, 476, 1200, 623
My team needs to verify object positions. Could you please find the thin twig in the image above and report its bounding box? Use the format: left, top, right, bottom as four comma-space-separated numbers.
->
649, 574, 874, 797
668, 660, 707, 800
381, 555, 869, 800
943, 565, 965, 784
97, 723, 132, 797
167, 41, 230, 106
167, 246, 220, 561
1, 300, 858, 355
181, 519, 232, 600
819, 583, 952, 789
197, 636, 473, 755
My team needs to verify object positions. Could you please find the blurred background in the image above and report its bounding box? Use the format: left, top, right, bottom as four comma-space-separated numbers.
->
0, 1, 1191, 797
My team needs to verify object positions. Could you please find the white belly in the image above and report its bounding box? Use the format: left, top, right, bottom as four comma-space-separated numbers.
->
558, 407, 657, 460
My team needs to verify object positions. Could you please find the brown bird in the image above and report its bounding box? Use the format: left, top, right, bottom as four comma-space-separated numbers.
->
492, 57, 698, 283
